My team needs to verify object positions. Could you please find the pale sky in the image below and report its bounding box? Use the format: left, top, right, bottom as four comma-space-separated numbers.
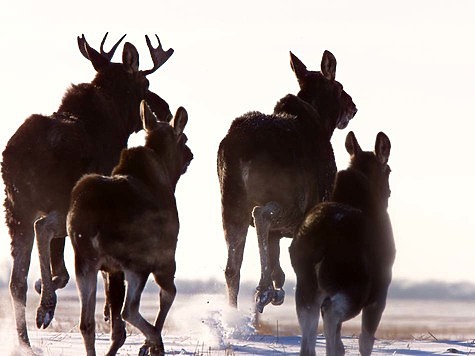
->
0, 0, 474, 287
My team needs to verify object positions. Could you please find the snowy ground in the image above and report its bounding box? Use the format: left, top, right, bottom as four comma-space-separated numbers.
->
3, 330, 475, 355
1, 286, 474, 355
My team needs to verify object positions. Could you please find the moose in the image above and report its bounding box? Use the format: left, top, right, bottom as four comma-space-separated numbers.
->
1, 33, 174, 351
217, 50, 357, 313
289, 131, 395, 356
67, 100, 192, 356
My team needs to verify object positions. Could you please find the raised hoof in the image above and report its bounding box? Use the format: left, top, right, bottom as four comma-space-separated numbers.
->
36, 296, 57, 329
271, 288, 285, 306
255, 288, 275, 313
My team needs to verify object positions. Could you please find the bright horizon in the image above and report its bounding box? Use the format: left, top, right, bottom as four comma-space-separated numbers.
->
0, 0, 474, 290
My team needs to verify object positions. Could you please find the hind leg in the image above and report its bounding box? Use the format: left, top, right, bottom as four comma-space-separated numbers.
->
35, 237, 70, 294
223, 220, 249, 308
359, 299, 386, 356
294, 271, 321, 356
105, 271, 126, 356
76, 257, 98, 356
8, 215, 35, 349
252, 202, 285, 312
34, 211, 66, 329
122, 270, 162, 355
322, 295, 348, 356
101, 271, 111, 322
268, 233, 285, 306
50, 237, 70, 289
139, 266, 177, 355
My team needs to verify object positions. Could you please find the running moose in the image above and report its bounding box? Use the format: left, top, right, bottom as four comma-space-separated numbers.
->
217, 50, 357, 312
1, 33, 174, 351
67, 100, 191, 356
290, 131, 395, 356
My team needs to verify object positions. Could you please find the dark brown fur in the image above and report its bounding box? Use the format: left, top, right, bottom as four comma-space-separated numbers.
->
217, 50, 357, 312
1, 33, 174, 350
289, 131, 395, 356
68, 101, 191, 356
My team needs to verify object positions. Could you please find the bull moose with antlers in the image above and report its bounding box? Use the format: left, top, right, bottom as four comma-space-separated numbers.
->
1, 32, 174, 351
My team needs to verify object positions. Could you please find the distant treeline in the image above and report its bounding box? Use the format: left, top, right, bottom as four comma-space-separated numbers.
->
0, 268, 474, 301
173, 279, 475, 301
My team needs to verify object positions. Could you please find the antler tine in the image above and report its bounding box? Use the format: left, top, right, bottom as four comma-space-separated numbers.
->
141, 34, 174, 76
77, 34, 90, 59
100, 32, 127, 61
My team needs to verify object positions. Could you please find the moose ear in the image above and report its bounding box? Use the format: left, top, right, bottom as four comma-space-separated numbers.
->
122, 42, 139, 73
375, 132, 391, 164
290, 51, 308, 82
345, 131, 361, 157
140, 100, 159, 132
321, 50, 337, 81
170, 107, 188, 136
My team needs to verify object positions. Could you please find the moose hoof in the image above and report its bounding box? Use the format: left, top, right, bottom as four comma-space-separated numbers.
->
139, 340, 165, 356
255, 288, 275, 313
34, 278, 42, 294
36, 305, 55, 329
271, 288, 285, 306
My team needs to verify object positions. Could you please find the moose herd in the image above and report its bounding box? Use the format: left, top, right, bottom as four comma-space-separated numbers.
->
1, 33, 394, 356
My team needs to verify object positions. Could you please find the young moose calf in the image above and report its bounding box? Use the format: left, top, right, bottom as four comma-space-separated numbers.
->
290, 131, 395, 356
67, 101, 192, 356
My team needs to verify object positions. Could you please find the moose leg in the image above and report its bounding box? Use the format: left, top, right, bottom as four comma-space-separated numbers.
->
268, 233, 285, 306
50, 237, 70, 289
9, 215, 35, 349
322, 295, 348, 356
359, 299, 386, 356
101, 271, 111, 321
294, 268, 320, 356
252, 202, 284, 313
138, 267, 177, 356
34, 211, 65, 329
223, 223, 249, 308
122, 270, 162, 355
153, 264, 176, 333
76, 258, 98, 356
105, 271, 126, 356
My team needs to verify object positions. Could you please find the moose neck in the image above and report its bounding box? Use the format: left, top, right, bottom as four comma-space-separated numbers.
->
296, 92, 338, 141
331, 169, 386, 215
113, 147, 178, 199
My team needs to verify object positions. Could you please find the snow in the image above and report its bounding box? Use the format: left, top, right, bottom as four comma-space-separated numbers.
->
3, 330, 474, 355
1, 288, 474, 355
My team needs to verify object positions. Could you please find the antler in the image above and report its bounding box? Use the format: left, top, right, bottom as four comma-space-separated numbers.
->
77, 33, 126, 62
141, 34, 174, 76
100, 32, 127, 61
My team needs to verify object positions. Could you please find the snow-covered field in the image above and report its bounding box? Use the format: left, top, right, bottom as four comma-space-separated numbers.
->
1, 284, 474, 355
7, 331, 475, 355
